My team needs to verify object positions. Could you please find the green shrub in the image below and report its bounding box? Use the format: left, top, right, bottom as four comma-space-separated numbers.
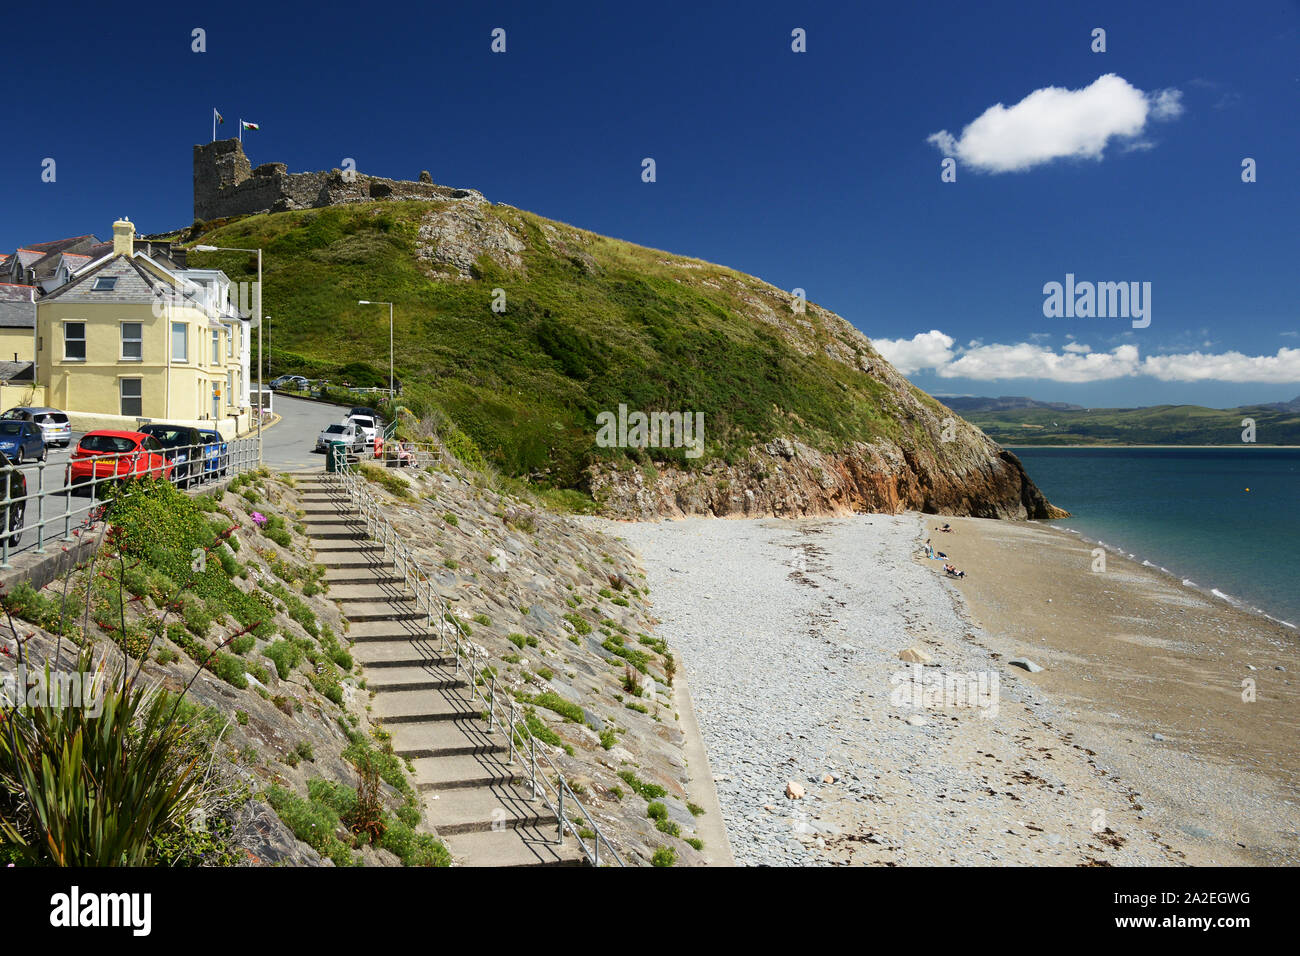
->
212, 653, 247, 689
265, 784, 356, 868
563, 612, 591, 636
265, 639, 303, 679
527, 691, 584, 723
652, 846, 676, 867
617, 770, 666, 800
379, 820, 451, 866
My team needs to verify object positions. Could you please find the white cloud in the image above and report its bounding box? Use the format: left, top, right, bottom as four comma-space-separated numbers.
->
871, 331, 1300, 385
943, 342, 1140, 382
1141, 348, 1300, 384
872, 330, 955, 374
927, 74, 1183, 173
1149, 88, 1185, 120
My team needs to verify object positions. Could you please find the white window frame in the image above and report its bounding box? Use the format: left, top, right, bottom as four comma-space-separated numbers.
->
120, 378, 143, 417
225, 322, 234, 357
63, 321, 86, 361
171, 322, 188, 362
211, 328, 220, 364
120, 321, 143, 361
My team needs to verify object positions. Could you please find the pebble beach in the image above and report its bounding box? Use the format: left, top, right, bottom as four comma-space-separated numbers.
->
599, 513, 1300, 867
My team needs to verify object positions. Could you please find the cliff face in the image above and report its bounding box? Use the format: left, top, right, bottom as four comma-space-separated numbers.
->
580, 274, 1067, 521
587, 430, 1066, 521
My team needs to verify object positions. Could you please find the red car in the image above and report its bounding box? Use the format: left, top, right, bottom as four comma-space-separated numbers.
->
67, 430, 172, 497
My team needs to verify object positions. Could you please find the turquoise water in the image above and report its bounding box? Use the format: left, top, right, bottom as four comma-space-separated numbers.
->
1009, 447, 1300, 628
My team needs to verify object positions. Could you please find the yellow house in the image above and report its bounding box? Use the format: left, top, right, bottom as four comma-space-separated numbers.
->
36, 218, 252, 437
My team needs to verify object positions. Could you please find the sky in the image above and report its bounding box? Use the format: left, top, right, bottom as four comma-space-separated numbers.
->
1, 0, 1296, 408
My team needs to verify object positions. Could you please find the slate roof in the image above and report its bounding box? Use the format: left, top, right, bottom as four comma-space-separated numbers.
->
0, 361, 34, 382
39, 254, 166, 304
0, 283, 36, 329
21, 235, 97, 255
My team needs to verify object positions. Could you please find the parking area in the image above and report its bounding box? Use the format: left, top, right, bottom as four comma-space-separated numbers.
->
1, 394, 369, 564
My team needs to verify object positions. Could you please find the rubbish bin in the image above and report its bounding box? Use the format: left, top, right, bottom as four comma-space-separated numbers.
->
326, 441, 346, 473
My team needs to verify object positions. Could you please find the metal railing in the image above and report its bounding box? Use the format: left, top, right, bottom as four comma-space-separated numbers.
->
328, 454, 624, 867
0, 435, 261, 569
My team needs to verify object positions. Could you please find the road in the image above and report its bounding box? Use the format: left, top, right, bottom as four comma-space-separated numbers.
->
261, 394, 355, 471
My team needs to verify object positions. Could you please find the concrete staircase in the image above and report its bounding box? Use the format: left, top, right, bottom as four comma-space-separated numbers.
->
294, 472, 584, 867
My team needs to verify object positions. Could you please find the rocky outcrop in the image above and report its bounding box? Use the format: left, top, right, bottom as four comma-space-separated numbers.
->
415, 202, 525, 279
586, 432, 1067, 521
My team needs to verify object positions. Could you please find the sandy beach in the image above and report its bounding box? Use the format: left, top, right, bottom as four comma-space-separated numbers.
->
600, 512, 1300, 866
943, 515, 1300, 865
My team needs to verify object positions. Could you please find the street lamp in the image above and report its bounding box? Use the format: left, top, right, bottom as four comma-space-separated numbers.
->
195, 244, 263, 463
357, 300, 394, 400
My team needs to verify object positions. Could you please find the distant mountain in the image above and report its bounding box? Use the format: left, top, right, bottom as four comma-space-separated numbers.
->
960, 398, 1300, 446
941, 395, 1086, 413
1259, 395, 1300, 414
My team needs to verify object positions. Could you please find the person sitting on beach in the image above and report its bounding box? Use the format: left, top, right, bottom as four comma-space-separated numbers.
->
944, 564, 966, 578
937, 523, 953, 533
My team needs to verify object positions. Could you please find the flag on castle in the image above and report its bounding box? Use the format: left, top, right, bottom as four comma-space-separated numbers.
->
239, 119, 260, 142
212, 108, 224, 142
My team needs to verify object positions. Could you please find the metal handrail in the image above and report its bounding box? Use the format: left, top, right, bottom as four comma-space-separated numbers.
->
1, 434, 259, 570
328, 455, 624, 866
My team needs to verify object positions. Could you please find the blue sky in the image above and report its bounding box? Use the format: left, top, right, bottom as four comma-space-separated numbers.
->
2, 0, 1296, 407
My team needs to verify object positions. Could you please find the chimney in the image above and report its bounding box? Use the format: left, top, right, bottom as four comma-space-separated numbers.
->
112, 217, 135, 257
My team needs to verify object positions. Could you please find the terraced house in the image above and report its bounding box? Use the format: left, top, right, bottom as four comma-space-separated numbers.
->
35, 218, 252, 436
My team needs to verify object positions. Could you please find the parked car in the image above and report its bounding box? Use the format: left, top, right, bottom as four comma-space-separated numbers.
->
196, 428, 230, 479
346, 415, 377, 448
0, 420, 46, 463
67, 431, 171, 497
1, 450, 26, 546
348, 406, 381, 423
137, 424, 203, 488
270, 375, 309, 392
1, 406, 71, 448
316, 421, 359, 452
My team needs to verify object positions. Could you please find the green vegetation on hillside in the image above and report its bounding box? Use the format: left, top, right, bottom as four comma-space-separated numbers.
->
189, 201, 905, 488
965, 403, 1300, 446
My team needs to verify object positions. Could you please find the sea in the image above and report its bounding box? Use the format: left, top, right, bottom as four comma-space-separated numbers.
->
1009, 446, 1300, 629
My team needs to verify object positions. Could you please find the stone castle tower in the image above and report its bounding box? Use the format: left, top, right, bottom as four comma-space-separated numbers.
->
192, 140, 480, 222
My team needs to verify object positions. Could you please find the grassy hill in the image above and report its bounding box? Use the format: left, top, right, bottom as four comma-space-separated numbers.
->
188, 200, 916, 478
963, 403, 1300, 446
181, 196, 1059, 519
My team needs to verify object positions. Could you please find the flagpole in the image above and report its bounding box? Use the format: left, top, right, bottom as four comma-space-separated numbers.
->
212, 108, 216, 143
239, 119, 242, 144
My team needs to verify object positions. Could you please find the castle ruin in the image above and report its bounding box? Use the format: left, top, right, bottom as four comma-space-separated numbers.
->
192, 139, 483, 222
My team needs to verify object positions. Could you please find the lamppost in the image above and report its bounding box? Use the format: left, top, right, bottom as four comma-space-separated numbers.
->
195, 243, 263, 462
358, 300, 394, 400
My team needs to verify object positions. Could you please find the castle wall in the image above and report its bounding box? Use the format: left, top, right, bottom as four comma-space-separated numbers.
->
193, 140, 481, 222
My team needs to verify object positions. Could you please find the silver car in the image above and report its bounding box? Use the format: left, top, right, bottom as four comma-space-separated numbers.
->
1, 406, 72, 448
